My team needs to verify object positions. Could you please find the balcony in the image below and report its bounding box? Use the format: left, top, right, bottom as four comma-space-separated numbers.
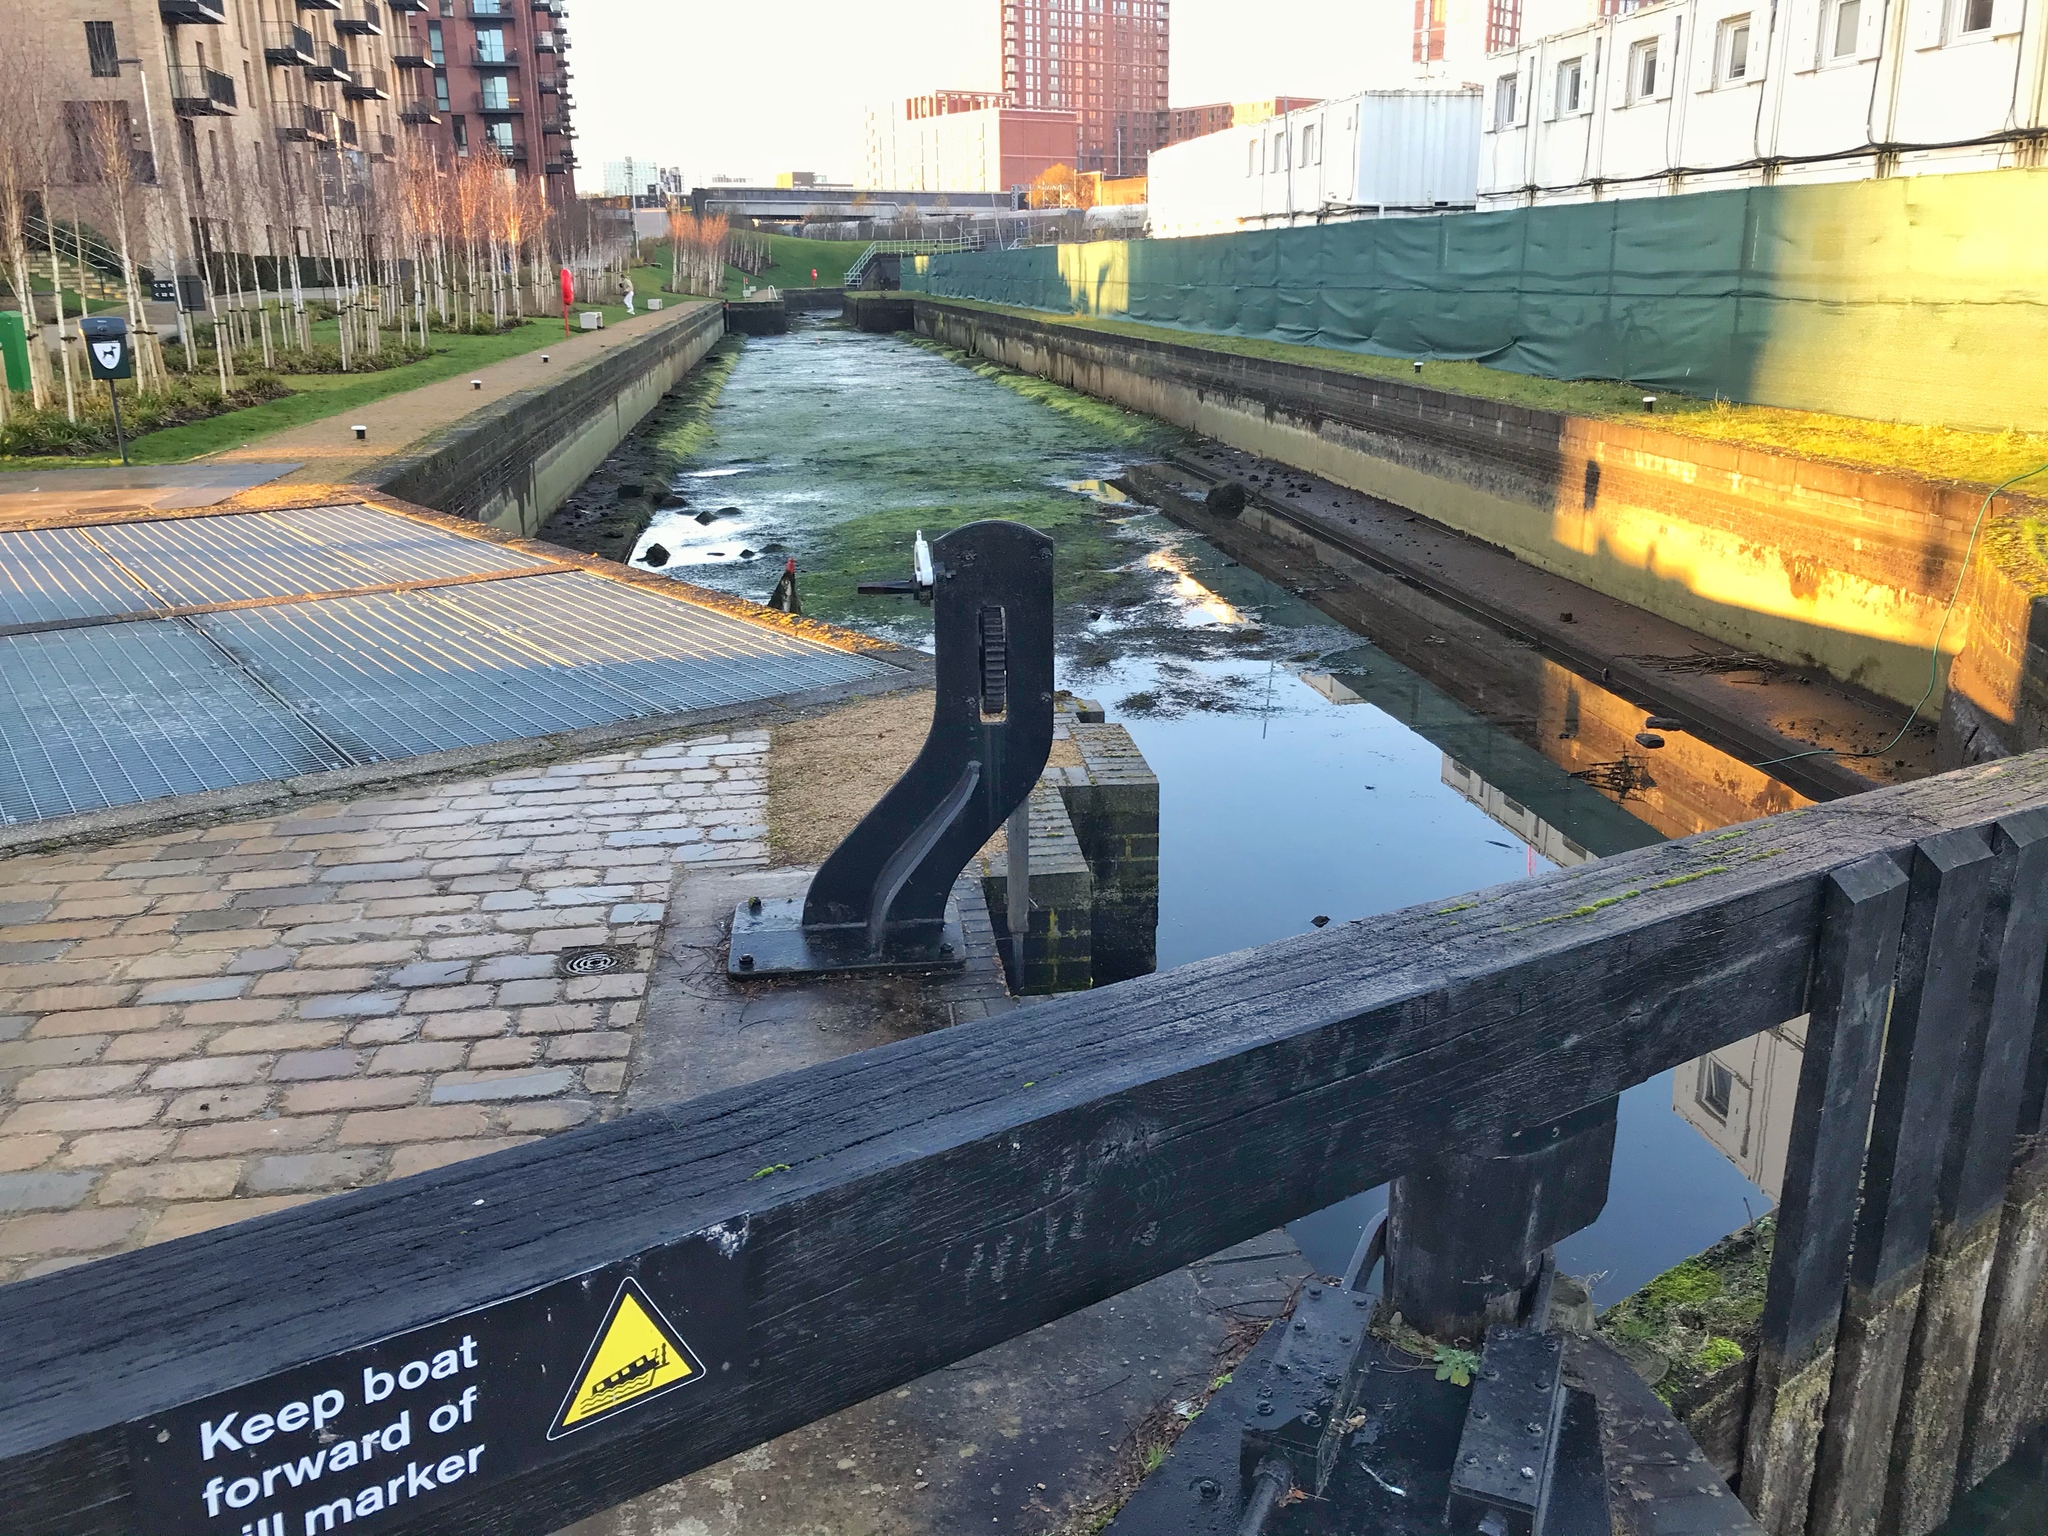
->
466, 0, 508, 14
334, 1, 383, 34
374, 132, 397, 159
473, 45, 518, 66
474, 91, 521, 113
296, 0, 341, 10
281, 103, 332, 141
308, 44, 353, 82
168, 64, 238, 114
484, 138, 528, 165
544, 160, 566, 175
541, 115, 563, 134
343, 67, 391, 100
397, 98, 440, 124
159, 0, 228, 21
264, 23, 316, 64
338, 116, 359, 147
390, 41, 428, 67
385, 0, 427, 9
537, 75, 558, 93
534, 31, 556, 51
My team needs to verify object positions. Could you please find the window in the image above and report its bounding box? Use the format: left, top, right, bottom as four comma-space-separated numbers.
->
451, 114, 467, 151
433, 70, 450, 111
487, 120, 513, 149
1488, 0, 1523, 52
474, 26, 505, 61
480, 74, 509, 108
1956, 0, 1994, 30
1248, 138, 1258, 176
1555, 55, 1583, 113
1270, 132, 1287, 171
1829, 0, 1861, 55
1721, 15, 1752, 80
1301, 123, 1318, 164
1494, 71, 1519, 128
427, 22, 444, 64
84, 20, 119, 77
1696, 1058, 1735, 1121
61, 98, 135, 182
1629, 36, 1659, 97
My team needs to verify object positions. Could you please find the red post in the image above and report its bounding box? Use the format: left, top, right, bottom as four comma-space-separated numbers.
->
560, 266, 574, 337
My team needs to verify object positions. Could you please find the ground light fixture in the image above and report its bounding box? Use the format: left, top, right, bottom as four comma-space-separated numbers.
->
1413, 359, 1423, 373
471, 378, 483, 390
1643, 395, 1658, 412
352, 424, 367, 440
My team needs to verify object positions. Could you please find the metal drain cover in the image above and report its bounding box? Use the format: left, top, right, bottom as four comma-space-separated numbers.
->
557, 947, 630, 978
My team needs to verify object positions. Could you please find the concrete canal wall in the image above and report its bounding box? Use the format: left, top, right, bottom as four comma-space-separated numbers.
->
897, 296, 2048, 760
377, 301, 726, 537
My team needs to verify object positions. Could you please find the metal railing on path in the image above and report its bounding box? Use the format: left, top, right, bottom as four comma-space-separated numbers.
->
841, 231, 985, 291
8, 752, 2048, 1536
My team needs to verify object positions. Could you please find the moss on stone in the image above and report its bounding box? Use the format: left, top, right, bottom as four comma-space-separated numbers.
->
1599, 1217, 1775, 1407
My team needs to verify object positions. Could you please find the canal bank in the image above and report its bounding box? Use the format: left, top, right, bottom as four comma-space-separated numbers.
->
372, 302, 726, 537
877, 294, 2048, 770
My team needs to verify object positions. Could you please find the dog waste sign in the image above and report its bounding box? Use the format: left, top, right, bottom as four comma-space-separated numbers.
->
125, 1226, 747, 1536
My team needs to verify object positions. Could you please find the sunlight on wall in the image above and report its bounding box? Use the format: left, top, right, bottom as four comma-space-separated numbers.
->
1058, 242, 1131, 318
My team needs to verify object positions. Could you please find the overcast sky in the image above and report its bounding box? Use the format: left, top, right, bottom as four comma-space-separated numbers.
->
572, 0, 1400, 185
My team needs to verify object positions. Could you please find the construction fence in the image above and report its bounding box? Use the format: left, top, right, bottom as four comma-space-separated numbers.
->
905, 165, 2048, 432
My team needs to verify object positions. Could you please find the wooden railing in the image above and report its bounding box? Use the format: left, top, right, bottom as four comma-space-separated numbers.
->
7, 753, 2048, 1536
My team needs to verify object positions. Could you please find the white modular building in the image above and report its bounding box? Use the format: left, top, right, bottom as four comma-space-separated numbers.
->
1146, 90, 1484, 238
1480, 0, 2048, 204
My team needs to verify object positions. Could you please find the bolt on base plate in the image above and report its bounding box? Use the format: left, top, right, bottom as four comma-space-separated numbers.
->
728, 897, 969, 980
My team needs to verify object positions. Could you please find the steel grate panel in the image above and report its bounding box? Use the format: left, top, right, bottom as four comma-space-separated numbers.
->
428, 573, 884, 713
267, 503, 558, 583
88, 513, 383, 606
0, 528, 162, 627
0, 621, 347, 824
196, 591, 656, 764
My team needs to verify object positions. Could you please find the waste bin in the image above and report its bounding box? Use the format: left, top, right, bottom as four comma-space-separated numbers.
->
0, 308, 29, 393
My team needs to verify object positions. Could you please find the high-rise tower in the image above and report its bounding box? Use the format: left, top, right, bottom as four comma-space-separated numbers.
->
1001, 0, 1170, 177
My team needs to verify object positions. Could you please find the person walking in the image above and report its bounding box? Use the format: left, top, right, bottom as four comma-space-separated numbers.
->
622, 276, 636, 317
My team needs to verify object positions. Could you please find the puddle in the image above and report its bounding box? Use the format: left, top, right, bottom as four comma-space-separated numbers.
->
641, 318, 1771, 1308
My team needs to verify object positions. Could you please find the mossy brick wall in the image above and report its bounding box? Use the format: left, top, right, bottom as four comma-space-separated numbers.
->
981, 781, 1094, 996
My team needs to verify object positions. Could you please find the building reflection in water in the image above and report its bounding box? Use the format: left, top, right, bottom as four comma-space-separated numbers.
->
1304, 658, 1811, 1211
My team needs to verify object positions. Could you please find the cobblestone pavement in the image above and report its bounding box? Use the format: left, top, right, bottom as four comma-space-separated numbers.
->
0, 730, 766, 1285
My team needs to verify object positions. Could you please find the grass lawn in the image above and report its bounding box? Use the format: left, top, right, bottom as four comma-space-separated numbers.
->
0, 302, 664, 469
925, 298, 2048, 491
642, 233, 866, 300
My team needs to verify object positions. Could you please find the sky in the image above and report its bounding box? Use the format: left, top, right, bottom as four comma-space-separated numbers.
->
571, 0, 1400, 187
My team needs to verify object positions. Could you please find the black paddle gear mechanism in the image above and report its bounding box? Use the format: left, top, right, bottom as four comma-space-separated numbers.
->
729, 520, 1055, 977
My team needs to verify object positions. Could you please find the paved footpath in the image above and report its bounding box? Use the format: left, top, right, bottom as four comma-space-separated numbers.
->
0, 727, 764, 1283
209, 300, 716, 489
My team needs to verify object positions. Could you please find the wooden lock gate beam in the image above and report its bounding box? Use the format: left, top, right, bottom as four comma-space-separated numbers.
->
9, 753, 2048, 1536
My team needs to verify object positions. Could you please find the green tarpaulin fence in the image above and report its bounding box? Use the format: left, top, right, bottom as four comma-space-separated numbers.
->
907, 167, 2048, 432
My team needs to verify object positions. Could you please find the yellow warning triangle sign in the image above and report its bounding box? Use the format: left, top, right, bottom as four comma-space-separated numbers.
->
549, 1278, 704, 1437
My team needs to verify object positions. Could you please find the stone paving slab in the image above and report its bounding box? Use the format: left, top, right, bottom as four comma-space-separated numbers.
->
0, 728, 768, 1283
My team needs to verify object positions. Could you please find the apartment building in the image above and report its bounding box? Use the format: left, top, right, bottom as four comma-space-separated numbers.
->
1479, 0, 2048, 202
1001, 0, 1171, 176
22, 0, 435, 283
863, 91, 1079, 193
391, 0, 576, 199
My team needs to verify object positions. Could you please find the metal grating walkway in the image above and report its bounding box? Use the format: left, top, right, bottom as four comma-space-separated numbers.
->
0, 503, 887, 824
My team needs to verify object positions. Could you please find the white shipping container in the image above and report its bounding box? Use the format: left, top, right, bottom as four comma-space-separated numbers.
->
1148, 89, 1482, 239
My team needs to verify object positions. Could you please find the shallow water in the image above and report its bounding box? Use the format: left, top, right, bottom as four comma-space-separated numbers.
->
637, 320, 1768, 1308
